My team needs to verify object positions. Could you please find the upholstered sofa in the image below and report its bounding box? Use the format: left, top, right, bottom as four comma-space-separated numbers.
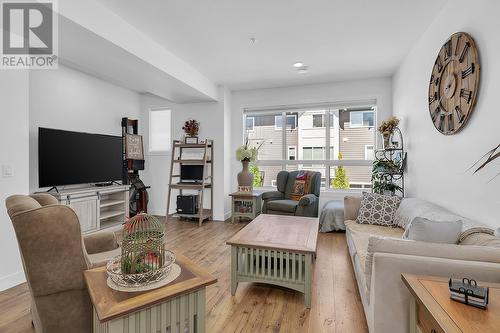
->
343, 195, 500, 333
5, 194, 120, 333
261, 170, 321, 217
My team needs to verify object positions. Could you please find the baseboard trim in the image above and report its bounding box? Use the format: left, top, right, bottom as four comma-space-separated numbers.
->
0, 271, 26, 291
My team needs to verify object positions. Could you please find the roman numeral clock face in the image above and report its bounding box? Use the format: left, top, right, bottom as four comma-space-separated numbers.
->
428, 32, 480, 135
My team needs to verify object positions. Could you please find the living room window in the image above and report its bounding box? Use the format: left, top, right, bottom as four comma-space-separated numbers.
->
149, 108, 171, 153
244, 103, 376, 189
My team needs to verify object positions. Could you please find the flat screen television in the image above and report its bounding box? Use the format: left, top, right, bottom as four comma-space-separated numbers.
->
38, 127, 123, 187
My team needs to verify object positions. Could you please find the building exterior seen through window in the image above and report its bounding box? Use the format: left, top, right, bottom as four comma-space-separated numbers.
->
244, 107, 375, 189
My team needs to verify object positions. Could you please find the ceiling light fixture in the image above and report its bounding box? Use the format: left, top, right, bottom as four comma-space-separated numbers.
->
297, 65, 309, 74
293, 61, 304, 68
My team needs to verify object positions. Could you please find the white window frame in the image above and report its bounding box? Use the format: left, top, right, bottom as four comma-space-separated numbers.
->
148, 108, 171, 155
243, 102, 377, 190
287, 145, 297, 160
350, 110, 375, 128
275, 114, 297, 130
245, 116, 255, 132
364, 145, 375, 160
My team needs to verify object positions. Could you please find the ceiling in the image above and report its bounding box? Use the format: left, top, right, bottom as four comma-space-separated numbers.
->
96, 0, 447, 90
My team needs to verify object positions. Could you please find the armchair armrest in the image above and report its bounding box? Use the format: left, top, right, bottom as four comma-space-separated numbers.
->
298, 194, 318, 206
83, 232, 118, 255
261, 191, 284, 201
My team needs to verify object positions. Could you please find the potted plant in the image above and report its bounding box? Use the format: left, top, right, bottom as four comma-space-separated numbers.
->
378, 116, 400, 149
372, 180, 403, 196
182, 119, 199, 143
236, 139, 260, 188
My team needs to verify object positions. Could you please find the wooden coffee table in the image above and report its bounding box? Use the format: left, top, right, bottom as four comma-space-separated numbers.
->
84, 253, 216, 333
227, 214, 319, 308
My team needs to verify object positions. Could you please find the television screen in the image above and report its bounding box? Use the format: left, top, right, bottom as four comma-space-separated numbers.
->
38, 128, 123, 187
180, 165, 204, 183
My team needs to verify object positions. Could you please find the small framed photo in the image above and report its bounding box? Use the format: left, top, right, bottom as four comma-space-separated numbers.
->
125, 134, 144, 160
185, 136, 199, 144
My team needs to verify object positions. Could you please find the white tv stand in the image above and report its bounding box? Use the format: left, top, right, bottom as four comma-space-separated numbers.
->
47, 185, 130, 233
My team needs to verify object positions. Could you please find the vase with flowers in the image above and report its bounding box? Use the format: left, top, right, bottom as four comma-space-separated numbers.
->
378, 116, 400, 149
236, 139, 260, 188
182, 119, 199, 143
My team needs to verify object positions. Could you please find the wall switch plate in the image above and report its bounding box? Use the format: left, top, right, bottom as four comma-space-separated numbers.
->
2, 164, 13, 178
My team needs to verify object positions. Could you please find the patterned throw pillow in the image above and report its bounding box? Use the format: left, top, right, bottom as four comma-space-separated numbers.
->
356, 192, 402, 226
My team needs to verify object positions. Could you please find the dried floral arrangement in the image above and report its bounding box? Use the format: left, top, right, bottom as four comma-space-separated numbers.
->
378, 116, 400, 137
182, 119, 199, 137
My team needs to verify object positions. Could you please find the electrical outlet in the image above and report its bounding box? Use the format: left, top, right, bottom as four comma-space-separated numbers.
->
2, 165, 13, 178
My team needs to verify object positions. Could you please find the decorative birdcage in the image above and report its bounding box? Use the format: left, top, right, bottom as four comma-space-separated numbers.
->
106, 213, 175, 287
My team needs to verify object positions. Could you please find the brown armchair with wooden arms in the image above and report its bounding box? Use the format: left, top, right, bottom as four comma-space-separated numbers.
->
5, 193, 120, 333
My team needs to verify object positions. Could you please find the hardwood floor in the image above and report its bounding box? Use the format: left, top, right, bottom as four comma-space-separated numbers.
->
0, 218, 368, 333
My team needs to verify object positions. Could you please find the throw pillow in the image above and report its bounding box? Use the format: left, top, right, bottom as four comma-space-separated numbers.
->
403, 217, 462, 244
356, 192, 402, 226
290, 171, 314, 201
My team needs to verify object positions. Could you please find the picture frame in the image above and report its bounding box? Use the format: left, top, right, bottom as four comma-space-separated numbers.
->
185, 136, 199, 144
125, 134, 144, 160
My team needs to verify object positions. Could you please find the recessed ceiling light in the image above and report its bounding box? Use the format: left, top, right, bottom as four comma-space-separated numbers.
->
297, 65, 309, 74
293, 61, 304, 68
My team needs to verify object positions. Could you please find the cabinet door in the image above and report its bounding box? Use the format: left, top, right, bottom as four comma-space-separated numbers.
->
68, 195, 99, 232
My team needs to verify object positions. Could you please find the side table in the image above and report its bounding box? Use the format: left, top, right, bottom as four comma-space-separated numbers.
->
84, 253, 216, 333
402, 274, 500, 333
229, 191, 262, 223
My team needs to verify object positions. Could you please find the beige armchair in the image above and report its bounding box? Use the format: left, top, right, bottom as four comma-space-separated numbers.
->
5, 193, 120, 333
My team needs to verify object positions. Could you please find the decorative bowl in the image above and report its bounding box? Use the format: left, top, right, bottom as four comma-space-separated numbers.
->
106, 250, 176, 287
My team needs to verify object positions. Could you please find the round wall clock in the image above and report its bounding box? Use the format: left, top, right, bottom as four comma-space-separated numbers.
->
428, 32, 480, 135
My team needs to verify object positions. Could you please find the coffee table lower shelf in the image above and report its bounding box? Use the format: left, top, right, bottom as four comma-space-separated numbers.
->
230, 245, 313, 308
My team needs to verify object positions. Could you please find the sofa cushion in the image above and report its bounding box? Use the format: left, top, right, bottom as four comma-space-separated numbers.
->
460, 232, 500, 248
266, 199, 298, 213
404, 217, 463, 244
356, 192, 401, 226
345, 220, 404, 271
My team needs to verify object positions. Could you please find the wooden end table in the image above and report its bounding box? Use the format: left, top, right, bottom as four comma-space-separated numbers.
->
229, 191, 262, 223
84, 253, 216, 333
402, 274, 500, 333
227, 214, 319, 308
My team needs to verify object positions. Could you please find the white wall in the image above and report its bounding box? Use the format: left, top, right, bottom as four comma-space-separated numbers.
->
230, 77, 393, 191
393, 0, 500, 227
141, 87, 232, 220
0, 70, 30, 290
29, 65, 141, 192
